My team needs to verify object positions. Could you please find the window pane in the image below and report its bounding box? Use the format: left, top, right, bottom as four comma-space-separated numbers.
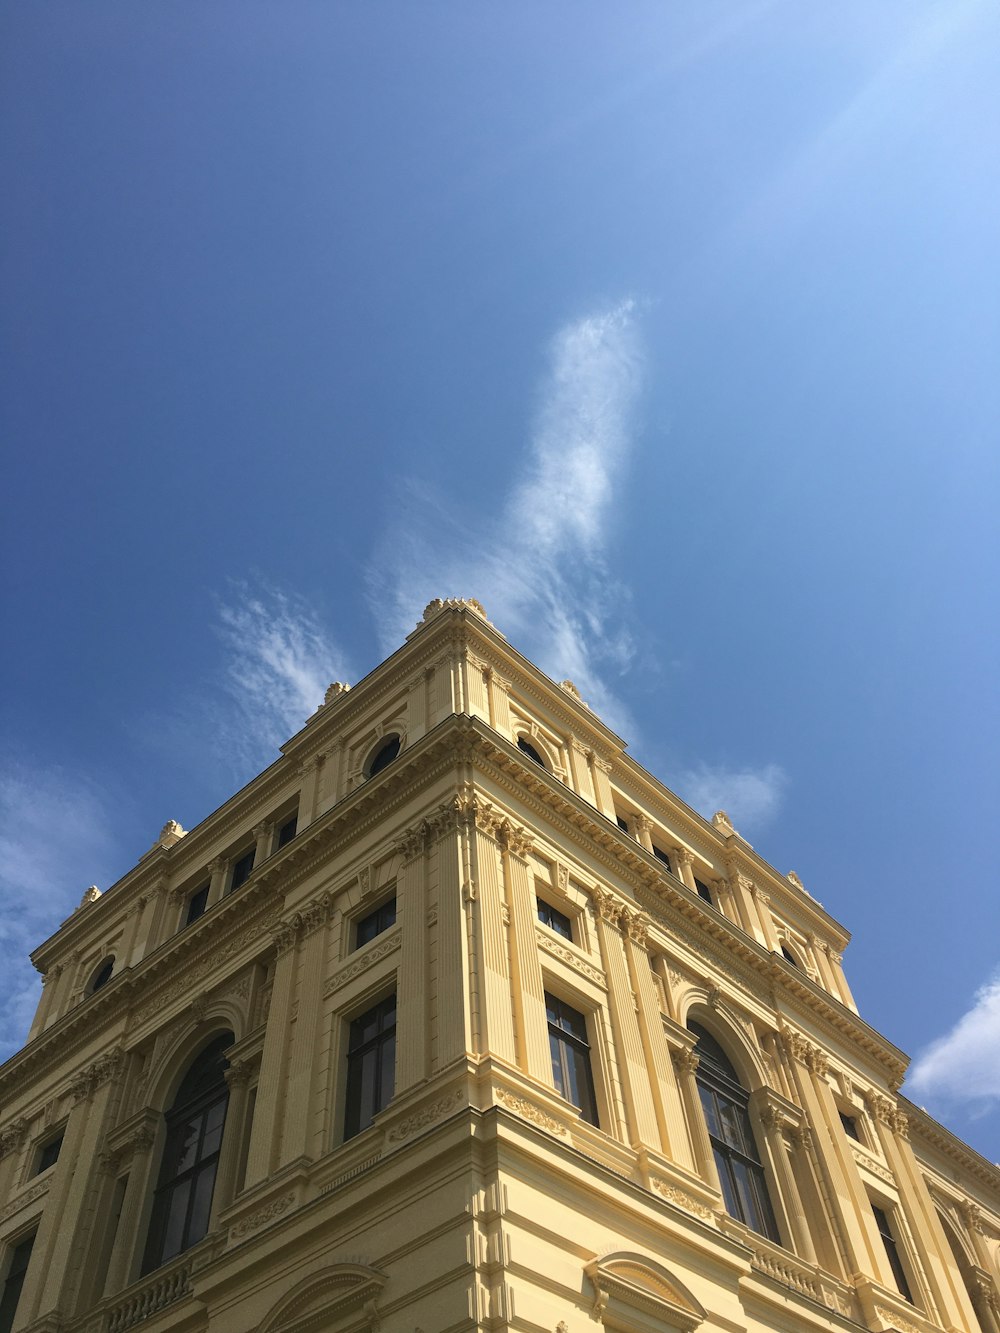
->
188, 1164, 217, 1247
713, 1149, 741, 1219
160, 1180, 191, 1262
698, 1086, 721, 1139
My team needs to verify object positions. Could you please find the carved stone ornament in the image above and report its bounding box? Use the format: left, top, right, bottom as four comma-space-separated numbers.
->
0, 1118, 29, 1159
417, 597, 491, 627
625, 911, 651, 947
559, 679, 582, 700
157, 820, 187, 848
712, 811, 736, 837
494, 1088, 567, 1135
70, 1048, 125, 1103
671, 1047, 700, 1077
385, 1088, 465, 1142
588, 886, 624, 927
324, 681, 351, 704
230, 1192, 297, 1239
557, 864, 570, 893
650, 1177, 715, 1221
78, 885, 102, 909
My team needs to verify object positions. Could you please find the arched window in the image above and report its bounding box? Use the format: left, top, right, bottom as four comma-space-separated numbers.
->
142, 1033, 234, 1275
366, 735, 401, 778
517, 736, 546, 768
88, 958, 115, 994
689, 1021, 780, 1242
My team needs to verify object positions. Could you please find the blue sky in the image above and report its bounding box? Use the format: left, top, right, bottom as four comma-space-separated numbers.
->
2, 2, 998, 1160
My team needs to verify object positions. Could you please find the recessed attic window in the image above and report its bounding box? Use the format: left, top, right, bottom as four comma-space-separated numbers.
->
88, 958, 114, 994
517, 737, 546, 768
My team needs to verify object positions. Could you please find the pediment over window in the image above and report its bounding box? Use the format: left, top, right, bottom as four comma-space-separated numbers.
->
258, 1263, 388, 1333
585, 1252, 706, 1333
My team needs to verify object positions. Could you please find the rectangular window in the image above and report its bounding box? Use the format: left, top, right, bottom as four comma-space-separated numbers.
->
185, 884, 209, 926
343, 994, 396, 1140
276, 815, 297, 849
355, 897, 397, 949
652, 845, 671, 870
35, 1132, 64, 1175
537, 899, 572, 940
694, 877, 714, 905
229, 848, 255, 893
872, 1204, 914, 1303
616, 815, 629, 833
545, 993, 598, 1126
840, 1110, 862, 1142
0, 1233, 36, 1333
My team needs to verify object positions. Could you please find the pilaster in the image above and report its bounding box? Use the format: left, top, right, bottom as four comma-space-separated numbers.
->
244, 928, 297, 1187
396, 824, 430, 1093
468, 808, 517, 1065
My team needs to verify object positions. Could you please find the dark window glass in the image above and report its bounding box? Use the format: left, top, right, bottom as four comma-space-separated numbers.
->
276, 815, 297, 848
537, 900, 573, 940
368, 736, 401, 777
517, 737, 546, 768
652, 846, 671, 870
694, 878, 714, 905
185, 885, 209, 926
545, 993, 598, 1126
840, 1111, 861, 1142
781, 945, 799, 967
873, 1205, 914, 1303
0, 1233, 35, 1333
616, 815, 629, 832
355, 897, 397, 949
35, 1134, 64, 1175
229, 849, 255, 892
141, 1033, 233, 1275
90, 958, 114, 992
344, 995, 396, 1139
689, 1022, 780, 1243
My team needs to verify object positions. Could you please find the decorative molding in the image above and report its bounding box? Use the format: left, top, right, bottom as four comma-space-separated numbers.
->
649, 1177, 715, 1221
495, 1088, 567, 1135
671, 1047, 700, 1077
325, 930, 401, 995
70, 1047, 125, 1103
0, 1117, 29, 1158
536, 929, 606, 987
0, 1177, 49, 1221
230, 1192, 296, 1239
385, 1088, 465, 1142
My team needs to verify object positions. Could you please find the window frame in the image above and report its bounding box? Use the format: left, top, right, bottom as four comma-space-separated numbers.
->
228, 847, 256, 894
689, 1021, 781, 1244
365, 735, 401, 779
536, 897, 573, 941
0, 1230, 36, 1333
185, 884, 210, 927
141, 1033, 234, 1276
354, 896, 398, 950
544, 991, 599, 1127
343, 993, 397, 1141
872, 1202, 915, 1304
33, 1130, 65, 1176
87, 957, 115, 995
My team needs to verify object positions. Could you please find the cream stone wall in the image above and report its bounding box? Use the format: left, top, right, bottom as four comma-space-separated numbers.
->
0, 598, 997, 1333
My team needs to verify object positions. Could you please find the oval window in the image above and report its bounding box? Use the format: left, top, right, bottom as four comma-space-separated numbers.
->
367, 735, 401, 777
89, 958, 115, 993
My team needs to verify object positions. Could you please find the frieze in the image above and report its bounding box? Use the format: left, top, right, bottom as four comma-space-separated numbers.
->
649, 1177, 715, 1222
875, 1308, 921, 1333
495, 1088, 567, 1135
230, 1192, 296, 1239
325, 930, 401, 995
131, 908, 281, 1028
385, 1088, 465, 1142
0, 1177, 49, 1221
850, 1141, 894, 1185
536, 930, 606, 987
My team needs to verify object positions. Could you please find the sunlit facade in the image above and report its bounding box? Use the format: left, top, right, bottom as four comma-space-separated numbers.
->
1, 598, 998, 1333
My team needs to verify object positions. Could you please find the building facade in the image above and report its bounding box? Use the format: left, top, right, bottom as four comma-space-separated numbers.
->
1, 597, 998, 1333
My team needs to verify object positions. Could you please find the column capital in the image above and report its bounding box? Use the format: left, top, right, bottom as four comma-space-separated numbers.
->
671, 1045, 700, 1076
588, 885, 625, 927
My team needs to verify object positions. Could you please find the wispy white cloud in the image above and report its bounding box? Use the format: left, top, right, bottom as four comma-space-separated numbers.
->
679, 761, 787, 832
367, 300, 643, 734
212, 581, 352, 773
0, 764, 120, 1057
907, 972, 1000, 1116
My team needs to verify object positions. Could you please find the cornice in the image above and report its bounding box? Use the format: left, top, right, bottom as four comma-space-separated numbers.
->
469, 723, 905, 1084
900, 1097, 1000, 1195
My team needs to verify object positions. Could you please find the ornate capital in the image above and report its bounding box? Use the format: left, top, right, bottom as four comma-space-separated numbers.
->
497, 818, 534, 859
271, 920, 298, 956
624, 911, 651, 947
208, 856, 227, 876
225, 1060, 253, 1089
252, 820, 273, 841
588, 886, 624, 927
0, 1118, 29, 1158
394, 821, 430, 863
671, 1046, 700, 1077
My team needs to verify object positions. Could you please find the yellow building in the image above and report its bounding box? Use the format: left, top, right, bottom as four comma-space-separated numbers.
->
1, 598, 997, 1333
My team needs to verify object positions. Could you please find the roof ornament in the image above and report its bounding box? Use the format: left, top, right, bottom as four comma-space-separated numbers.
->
78, 885, 102, 908
412, 598, 497, 634
324, 682, 351, 704
712, 810, 736, 837
157, 820, 186, 848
